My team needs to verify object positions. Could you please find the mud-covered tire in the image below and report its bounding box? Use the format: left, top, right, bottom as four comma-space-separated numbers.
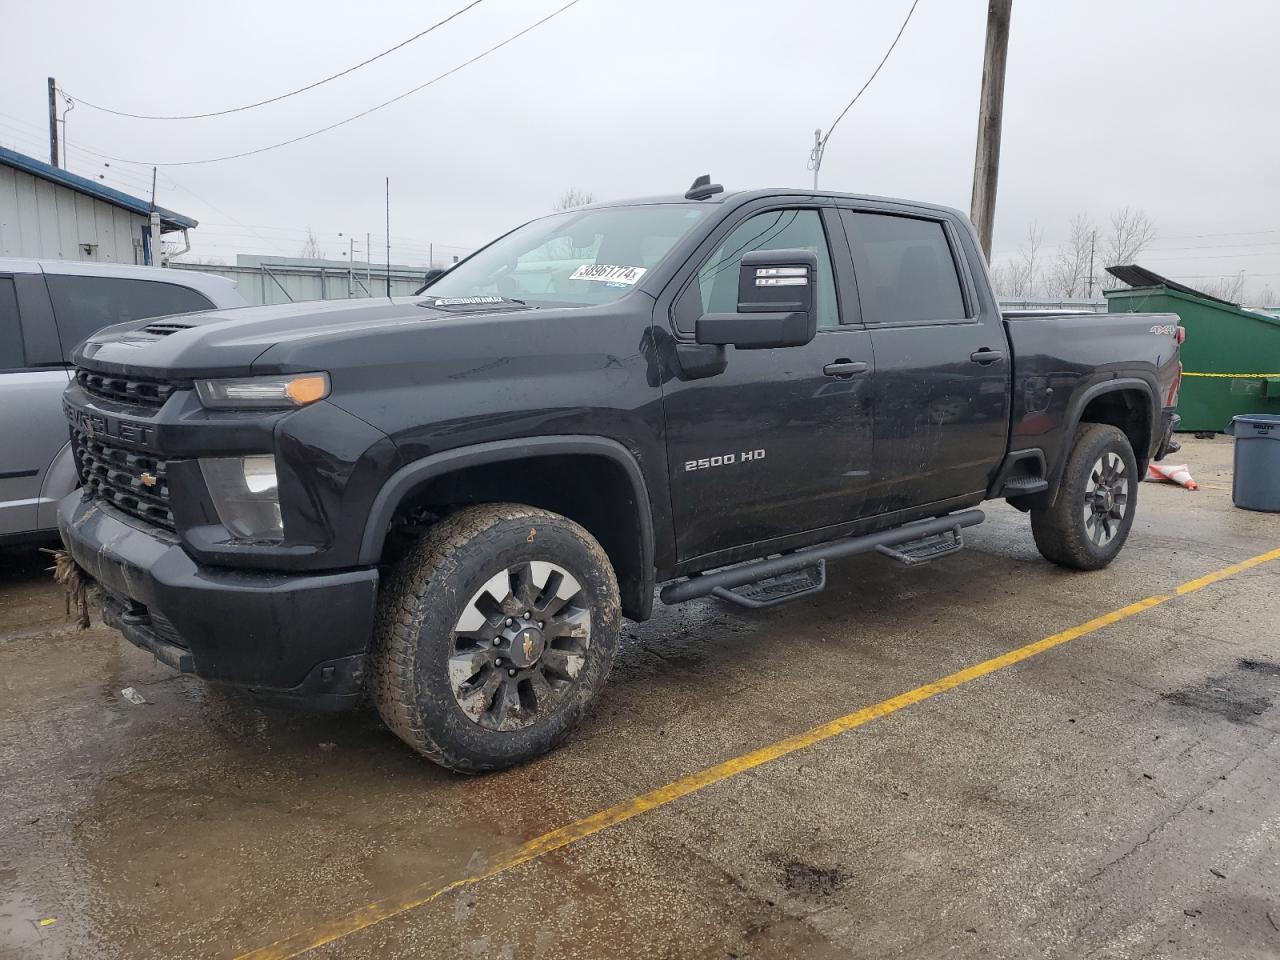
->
1031, 423, 1138, 571
368, 503, 620, 773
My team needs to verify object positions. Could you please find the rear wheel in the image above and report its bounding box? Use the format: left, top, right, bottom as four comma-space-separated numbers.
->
369, 503, 620, 772
1031, 423, 1138, 570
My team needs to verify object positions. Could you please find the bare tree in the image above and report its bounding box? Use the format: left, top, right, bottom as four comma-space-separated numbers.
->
300, 227, 325, 260
1049, 214, 1096, 298
1198, 272, 1246, 303
1005, 222, 1044, 298
554, 188, 595, 211
1257, 283, 1277, 308
987, 261, 1013, 297
1102, 206, 1154, 268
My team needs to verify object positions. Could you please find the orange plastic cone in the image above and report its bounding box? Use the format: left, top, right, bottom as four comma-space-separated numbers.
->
1146, 463, 1198, 490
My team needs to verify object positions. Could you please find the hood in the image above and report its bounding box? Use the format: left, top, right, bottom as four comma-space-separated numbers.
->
74, 296, 538, 378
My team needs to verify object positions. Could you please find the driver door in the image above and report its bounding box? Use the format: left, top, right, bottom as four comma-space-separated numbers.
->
659, 204, 876, 566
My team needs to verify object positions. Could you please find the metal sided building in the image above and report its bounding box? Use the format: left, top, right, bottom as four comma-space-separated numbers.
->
0, 146, 196, 265
1105, 265, 1280, 432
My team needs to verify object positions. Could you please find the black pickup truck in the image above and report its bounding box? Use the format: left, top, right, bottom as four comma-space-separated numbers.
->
58, 179, 1182, 771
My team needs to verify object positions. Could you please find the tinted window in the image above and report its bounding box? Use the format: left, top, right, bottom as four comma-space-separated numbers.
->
841, 212, 966, 324
45, 276, 214, 356
0, 278, 24, 370
680, 209, 839, 332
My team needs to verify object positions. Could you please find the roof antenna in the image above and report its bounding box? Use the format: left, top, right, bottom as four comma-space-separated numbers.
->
684, 174, 723, 201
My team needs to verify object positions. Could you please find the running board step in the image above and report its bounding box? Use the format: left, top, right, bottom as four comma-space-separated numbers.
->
712, 560, 826, 609
875, 526, 965, 566
1000, 475, 1049, 496
660, 509, 985, 606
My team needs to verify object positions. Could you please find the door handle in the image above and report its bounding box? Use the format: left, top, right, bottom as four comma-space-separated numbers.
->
823, 360, 869, 379
970, 349, 1004, 365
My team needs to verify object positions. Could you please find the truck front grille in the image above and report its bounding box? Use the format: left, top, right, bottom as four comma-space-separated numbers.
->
74, 368, 177, 410
72, 427, 174, 530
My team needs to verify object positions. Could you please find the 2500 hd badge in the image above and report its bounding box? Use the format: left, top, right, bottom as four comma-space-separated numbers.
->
685, 449, 767, 471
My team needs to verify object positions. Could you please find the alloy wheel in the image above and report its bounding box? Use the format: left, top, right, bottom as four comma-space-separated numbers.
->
448, 561, 591, 731
1082, 451, 1129, 545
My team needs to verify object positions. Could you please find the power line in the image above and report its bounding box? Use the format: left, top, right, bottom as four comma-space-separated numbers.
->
62, 0, 584, 167
1154, 227, 1280, 242
1146, 240, 1280, 253
819, 0, 921, 151
62, 1, 486, 121
1140, 250, 1280, 262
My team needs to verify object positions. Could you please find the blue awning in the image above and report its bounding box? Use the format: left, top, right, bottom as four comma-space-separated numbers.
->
0, 145, 197, 231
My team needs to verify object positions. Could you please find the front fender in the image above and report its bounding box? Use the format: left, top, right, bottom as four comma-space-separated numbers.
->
357, 435, 657, 619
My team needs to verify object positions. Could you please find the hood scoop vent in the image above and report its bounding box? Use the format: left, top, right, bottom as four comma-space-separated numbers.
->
142, 321, 195, 336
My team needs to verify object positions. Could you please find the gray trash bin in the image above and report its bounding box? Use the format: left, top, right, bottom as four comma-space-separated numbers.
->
1225, 414, 1280, 512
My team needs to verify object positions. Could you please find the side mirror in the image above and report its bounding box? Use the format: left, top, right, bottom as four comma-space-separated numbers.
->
695, 249, 818, 350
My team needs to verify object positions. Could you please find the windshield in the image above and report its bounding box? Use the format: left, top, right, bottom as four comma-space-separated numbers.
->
424, 204, 707, 307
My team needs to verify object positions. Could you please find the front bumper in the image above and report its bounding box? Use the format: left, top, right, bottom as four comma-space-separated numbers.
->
58, 489, 379, 709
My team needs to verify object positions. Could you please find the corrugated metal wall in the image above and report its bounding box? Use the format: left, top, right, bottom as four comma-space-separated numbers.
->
0, 165, 144, 262
170, 261, 427, 305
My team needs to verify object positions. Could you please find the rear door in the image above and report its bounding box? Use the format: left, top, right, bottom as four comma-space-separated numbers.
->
838, 208, 1010, 514
0, 271, 70, 538
660, 202, 876, 564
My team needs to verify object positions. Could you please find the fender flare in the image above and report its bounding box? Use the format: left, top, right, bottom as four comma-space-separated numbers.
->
1063, 377, 1160, 460
1032, 376, 1159, 509
357, 436, 656, 606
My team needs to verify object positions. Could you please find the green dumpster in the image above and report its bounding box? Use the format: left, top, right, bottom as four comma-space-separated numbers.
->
1105, 265, 1280, 433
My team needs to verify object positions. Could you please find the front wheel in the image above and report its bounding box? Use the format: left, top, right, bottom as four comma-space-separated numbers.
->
369, 503, 620, 772
1031, 423, 1138, 571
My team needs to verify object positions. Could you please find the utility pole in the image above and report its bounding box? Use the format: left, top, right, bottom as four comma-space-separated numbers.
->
969, 0, 1012, 261
1087, 230, 1096, 297
147, 167, 163, 267
385, 177, 391, 297
366, 231, 371, 292
808, 129, 824, 190
47, 77, 59, 168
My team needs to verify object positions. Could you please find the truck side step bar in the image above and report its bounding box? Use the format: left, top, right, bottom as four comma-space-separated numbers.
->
711, 560, 826, 609
660, 510, 985, 606
875, 526, 965, 566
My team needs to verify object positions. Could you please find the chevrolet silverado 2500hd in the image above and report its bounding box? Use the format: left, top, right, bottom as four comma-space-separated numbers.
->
58, 179, 1182, 771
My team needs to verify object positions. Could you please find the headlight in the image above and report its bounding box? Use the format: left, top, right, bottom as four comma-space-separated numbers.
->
195, 373, 329, 409
199, 454, 283, 541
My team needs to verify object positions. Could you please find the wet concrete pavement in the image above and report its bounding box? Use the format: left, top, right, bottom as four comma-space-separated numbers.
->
2, 436, 1279, 959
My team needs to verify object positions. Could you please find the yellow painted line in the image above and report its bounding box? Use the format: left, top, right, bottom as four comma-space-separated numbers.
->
1181, 371, 1280, 379
235, 547, 1280, 960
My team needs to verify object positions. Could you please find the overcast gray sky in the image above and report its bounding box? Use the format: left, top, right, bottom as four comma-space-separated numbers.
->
2, 0, 1277, 300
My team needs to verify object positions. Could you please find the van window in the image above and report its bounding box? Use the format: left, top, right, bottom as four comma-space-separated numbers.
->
45, 276, 214, 357
0, 278, 24, 370
841, 212, 967, 324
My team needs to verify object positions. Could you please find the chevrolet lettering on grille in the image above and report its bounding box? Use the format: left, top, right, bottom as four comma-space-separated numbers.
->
65, 405, 154, 447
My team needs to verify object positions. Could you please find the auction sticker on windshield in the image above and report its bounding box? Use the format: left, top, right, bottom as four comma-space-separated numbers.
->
570, 264, 647, 285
